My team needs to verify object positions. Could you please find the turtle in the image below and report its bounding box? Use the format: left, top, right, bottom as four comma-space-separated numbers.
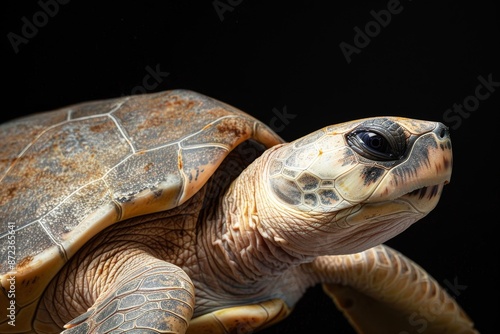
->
0, 89, 477, 334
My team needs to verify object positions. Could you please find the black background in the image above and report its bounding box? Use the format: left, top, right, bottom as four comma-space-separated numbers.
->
2, 1, 498, 333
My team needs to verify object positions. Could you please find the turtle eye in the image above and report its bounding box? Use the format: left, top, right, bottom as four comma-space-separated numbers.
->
346, 119, 406, 161
355, 131, 390, 154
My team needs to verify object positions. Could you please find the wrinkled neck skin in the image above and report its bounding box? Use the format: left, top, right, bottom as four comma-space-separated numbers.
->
206, 150, 316, 276
194, 144, 422, 315
194, 149, 311, 315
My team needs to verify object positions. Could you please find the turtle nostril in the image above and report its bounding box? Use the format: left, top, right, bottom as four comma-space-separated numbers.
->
434, 123, 449, 139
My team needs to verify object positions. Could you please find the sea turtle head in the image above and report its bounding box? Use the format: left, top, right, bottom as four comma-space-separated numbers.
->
261, 117, 452, 255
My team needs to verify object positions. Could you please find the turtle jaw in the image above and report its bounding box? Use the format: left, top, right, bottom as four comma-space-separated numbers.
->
341, 181, 448, 228
400, 181, 448, 214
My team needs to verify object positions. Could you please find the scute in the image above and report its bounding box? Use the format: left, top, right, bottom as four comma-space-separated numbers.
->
0, 89, 282, 330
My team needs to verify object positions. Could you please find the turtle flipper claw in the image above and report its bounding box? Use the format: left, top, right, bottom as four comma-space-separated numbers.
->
62, 310, 93, 333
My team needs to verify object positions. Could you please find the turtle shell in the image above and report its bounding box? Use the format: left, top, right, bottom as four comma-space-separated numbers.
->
0, 90, 282, 331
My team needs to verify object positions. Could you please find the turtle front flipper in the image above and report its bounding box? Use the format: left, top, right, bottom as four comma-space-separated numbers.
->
57, 260, 195, 334
306, 244, 478, 334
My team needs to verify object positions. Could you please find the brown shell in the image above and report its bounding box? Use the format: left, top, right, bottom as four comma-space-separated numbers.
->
0, 90, 282, 327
